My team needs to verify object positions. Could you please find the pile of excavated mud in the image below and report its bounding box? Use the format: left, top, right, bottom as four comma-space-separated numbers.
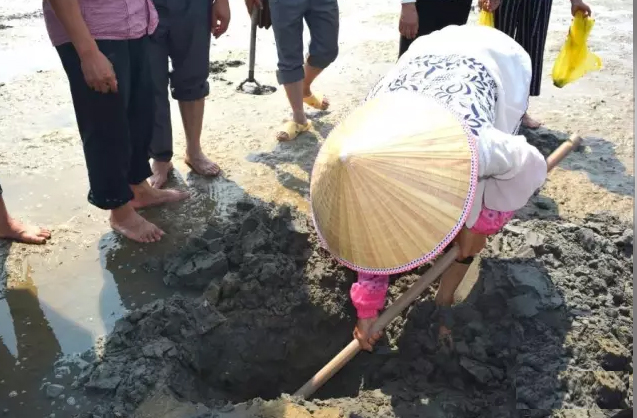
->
72, 202, 633, 418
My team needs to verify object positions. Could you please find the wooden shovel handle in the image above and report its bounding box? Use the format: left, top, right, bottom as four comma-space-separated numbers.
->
546, 134, 582, 172
293, 134, 583, 400
293, 248, 459, 399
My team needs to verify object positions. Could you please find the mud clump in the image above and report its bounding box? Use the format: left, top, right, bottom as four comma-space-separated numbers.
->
208, 60, 244, 74
75, 202, 356, 416
74, 207, 632, 418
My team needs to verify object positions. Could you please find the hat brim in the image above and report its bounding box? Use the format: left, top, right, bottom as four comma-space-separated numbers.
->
310, 91, 479, 275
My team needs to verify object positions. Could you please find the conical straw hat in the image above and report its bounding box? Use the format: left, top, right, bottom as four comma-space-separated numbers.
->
310, 91, 478, 274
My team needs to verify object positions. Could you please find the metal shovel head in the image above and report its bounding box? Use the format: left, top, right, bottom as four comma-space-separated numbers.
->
236, 78, 276, 95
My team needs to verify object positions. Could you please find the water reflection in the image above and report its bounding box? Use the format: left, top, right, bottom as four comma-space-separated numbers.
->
0, 258, 63, 410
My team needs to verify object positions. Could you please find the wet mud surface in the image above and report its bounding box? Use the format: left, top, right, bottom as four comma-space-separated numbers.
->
62, 204, 632, 418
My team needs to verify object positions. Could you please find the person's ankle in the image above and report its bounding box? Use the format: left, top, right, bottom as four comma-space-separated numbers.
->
110, 203, 135, 221
186, 146, 204, 158
152, 159, 172, 166
130, 181, 153, 198
0, 216, 13, 232
292, 112, 307, 125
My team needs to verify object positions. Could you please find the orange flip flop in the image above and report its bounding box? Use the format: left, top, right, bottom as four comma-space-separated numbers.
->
303, 93, 330, 111
276, 120, 312, 142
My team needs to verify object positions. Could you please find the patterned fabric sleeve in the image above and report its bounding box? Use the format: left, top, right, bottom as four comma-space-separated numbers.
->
469, 207, 515, 235
350, 273, 390, 319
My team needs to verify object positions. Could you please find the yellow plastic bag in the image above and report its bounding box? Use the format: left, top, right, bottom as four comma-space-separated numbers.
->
478, 10, 494, 27
551, 13, 602, 88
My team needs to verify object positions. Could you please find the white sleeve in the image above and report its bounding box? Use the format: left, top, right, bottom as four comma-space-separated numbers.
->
401, 0, 417, 3
478, 126, 548, 212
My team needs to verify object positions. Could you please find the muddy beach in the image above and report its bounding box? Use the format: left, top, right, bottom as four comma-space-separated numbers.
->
0, 0, 634, 417
71, 204, 633, 418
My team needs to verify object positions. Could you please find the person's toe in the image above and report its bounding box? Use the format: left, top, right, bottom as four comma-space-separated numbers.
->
154, 223, 165, 238
207, 163, 221, 176
25, 234, 46, 244
170, 189, 189, 202
152, 227, 164, 241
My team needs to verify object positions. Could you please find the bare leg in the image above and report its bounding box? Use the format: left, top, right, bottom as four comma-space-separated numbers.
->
179, 99, 220, 177
434, 261, 471, 348
0, 196, 51, 244
302, 61, 329, 110
521, 112, 542, 129
277, 80, 309, 141
435, 262, 471, 306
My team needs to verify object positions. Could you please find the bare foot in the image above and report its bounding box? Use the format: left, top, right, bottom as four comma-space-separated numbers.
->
110, 204, 164, 243
130, 181, 189, 210
149, 160, 173, 189
0, 218, 51, 244
438, 325, 454, 352
185, 151, 221, 177
521, 113, 542, 129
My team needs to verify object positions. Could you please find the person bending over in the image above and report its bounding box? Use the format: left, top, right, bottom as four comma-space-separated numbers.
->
351, 24, 547, 351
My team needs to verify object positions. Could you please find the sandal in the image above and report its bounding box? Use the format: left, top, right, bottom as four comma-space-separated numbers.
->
303, 93, 330, 111
276, 120, 312, 142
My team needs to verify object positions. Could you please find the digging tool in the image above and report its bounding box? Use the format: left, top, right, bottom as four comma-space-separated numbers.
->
293, 134, 583, 399
237, 6, 276, 95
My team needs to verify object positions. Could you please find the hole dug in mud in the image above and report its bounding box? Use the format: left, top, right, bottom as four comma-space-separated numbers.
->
77, 202, 362, 413
75, 206, 633, 417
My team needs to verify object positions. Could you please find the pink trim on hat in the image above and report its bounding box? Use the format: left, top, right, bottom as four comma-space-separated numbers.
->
310, 96, 479, 275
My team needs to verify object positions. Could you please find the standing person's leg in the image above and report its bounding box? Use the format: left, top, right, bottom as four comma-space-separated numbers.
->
0, 184, 51, 244
302, 0, 339, 111
148, 0, 176, 188
434, 258, 472, 349
127, 37, 190, 209
517, 0, 553, 129
494, 0, 523, 39
56, 40, 185, 243
169, 0, 220, 177
269, 0, 311, 141
398, 0, 473, 58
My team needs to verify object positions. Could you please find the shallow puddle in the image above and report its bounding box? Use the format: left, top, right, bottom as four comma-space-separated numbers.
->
0, 146, 316, 416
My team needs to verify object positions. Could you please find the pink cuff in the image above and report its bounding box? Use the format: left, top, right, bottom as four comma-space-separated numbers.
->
356, 308, 381, 319
470, 207, 515, 235
350, 272, 389, 319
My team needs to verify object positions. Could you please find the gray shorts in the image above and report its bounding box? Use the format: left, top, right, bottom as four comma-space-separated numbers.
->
148, 0, 212, 162
269, 0, 340, 85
